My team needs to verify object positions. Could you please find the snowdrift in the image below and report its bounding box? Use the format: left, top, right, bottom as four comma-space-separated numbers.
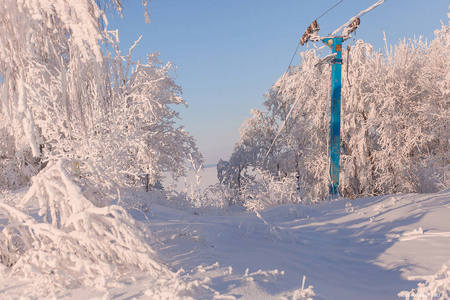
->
1, 172, 449, 299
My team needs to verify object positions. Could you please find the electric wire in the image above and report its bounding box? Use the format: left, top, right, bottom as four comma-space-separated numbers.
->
316, 0, 344, 21
263, 1, 345, 164
283, 0, 344, 81
331, 0, 387, 36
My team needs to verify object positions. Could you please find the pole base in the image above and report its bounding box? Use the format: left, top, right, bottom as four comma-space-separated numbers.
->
329, 183, 340, 198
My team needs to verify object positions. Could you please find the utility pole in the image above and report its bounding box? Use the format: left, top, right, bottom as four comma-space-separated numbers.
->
272, 0, 387, 197
300, 16, 361, 197
323, 37, 342, 195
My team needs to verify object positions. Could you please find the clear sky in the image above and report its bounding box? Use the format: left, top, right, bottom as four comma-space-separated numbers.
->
108, 0, 449, 165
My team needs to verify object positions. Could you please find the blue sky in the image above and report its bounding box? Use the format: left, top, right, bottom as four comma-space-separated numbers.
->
108, 0, 449, 165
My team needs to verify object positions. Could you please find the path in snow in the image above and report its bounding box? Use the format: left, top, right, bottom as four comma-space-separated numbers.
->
141, 188, 450, 299
0, 188, 449, 299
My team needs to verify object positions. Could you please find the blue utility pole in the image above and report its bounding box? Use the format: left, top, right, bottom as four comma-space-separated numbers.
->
300, 6, 382, 197
323, 37, 342, 196
301, 21, 351, 198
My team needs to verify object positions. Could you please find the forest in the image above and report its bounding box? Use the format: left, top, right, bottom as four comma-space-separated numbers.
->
219, 31, 449, 207
0, 0, 449, 299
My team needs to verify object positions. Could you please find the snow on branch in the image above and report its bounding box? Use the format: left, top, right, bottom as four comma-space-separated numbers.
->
0, 159, 172, 293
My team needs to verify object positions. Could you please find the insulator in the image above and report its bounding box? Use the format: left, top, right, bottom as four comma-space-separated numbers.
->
301, 20, 320, 46
300, 33, 308, 46
348, 18, 360, 30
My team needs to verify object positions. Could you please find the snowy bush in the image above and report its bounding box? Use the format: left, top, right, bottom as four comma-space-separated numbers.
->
242, 170, 302, 212
162, 155, 237, 211
399, 260, 450, 299
289, 276, 315, 300
0, 160, 172, 294
166, 179, 237, 211
202, 183, 240, 209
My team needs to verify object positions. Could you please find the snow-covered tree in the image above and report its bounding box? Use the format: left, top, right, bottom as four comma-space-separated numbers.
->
0, 0, 202, 193
0, 0, 203, 291
222, 20, 450, 203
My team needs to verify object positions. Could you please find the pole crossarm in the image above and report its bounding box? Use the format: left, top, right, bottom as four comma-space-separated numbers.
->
300, 17, 360, 46
301, 0, 388, 45
331, 0, 387, 36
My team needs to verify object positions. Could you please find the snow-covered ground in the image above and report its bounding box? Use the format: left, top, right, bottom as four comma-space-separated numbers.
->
1, 188, 450, 299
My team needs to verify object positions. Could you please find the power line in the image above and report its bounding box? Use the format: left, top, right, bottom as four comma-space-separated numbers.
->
264, 1, 345, 163
316, 0, 344, 21
283, 0, 344, 77
331, 0, 387, 36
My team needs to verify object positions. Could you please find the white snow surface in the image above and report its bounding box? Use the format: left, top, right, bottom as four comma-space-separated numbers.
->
1, 188, 450, 299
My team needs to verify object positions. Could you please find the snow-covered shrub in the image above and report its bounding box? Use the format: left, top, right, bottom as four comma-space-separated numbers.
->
166, 181, 237, 212
401, 159, 444, 194
116, 188, 168, 215
399, 260, 450, 299
0, 160, 171, 294
440, 164, 450, 190
242, 170, 302, 212
196, 183, 240, 210
207, 183, 240, 206
288, 276, 315, 300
